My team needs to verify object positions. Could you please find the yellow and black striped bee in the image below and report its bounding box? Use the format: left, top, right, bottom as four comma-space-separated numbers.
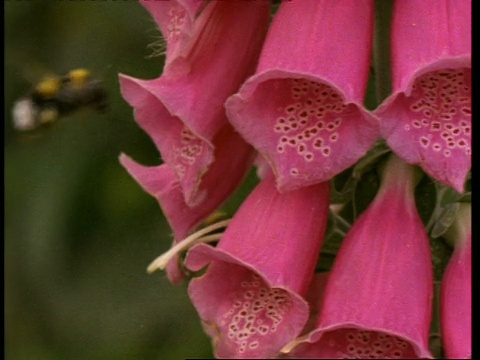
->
12, 68, 108, 132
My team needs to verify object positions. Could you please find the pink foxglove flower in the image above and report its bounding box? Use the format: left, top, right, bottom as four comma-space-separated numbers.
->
120, 124, 255, 284
286, 154, 434, 359
375, 0, 471, 193
185, 173, 330, 358
226, 0, 379, 192
440, 203, 471, 359
120, 0, 270, 206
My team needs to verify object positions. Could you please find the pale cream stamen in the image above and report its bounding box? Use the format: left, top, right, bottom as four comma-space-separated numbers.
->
279, 334, 309, 354
147, 219, 230, 274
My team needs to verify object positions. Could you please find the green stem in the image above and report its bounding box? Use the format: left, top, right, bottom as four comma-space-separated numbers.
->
443, 202, 471, 248
429, 280, 443, 358
378, 153, 415, 196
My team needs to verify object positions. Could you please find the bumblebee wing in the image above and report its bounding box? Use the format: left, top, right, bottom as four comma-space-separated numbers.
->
12, 98, 40, 131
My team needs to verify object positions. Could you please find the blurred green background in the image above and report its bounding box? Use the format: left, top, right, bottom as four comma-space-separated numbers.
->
5, 2, 214, 359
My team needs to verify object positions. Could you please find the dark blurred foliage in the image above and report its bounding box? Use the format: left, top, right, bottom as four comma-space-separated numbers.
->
5, 2, 214, 359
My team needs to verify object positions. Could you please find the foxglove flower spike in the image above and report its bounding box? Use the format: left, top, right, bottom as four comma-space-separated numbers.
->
120, 0, 270, 205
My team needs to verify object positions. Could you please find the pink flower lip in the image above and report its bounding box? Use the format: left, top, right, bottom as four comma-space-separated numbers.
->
294, 326, 433, 359
375, 67, 471, 193
186, 243, 310, 359
119, 74, 216, 207
226, 71, 379, 192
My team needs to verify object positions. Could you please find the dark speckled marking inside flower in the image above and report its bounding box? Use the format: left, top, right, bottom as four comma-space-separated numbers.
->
272, 78, 355, 176
219, 272, 293, 354
172, 126, 204, 178
320, 329, 416, 359
407, 68, 471, 158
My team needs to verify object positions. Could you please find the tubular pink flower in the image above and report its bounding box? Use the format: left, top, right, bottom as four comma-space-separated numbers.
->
119, 125, 255, 284
440, 203, 471, 359
287, 155, 434, 359
120, 0, 270, 206
140, 0, 205, 69
184, 173, 330, 358
226, 0, 379, 192
375, 0, 471, 193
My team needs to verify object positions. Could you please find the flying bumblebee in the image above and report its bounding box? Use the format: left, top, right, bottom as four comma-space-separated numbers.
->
12, 68, 108, 132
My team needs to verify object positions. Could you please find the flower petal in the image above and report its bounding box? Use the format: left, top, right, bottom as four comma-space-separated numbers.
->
119, 125, 255, 283
289, 155, 433, 359
120, 0, 270, 205
155, 0, 271, 140
226, 0, 379, 192
441, 237, 471, 359
185, 173, 330, 358
140, 0, 205, 68
119, 75, 214, 207
375, 0, 471, 193
441, 203, 471, 359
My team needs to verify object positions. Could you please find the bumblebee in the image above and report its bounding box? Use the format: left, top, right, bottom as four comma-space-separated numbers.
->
12, 68, 108, 132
